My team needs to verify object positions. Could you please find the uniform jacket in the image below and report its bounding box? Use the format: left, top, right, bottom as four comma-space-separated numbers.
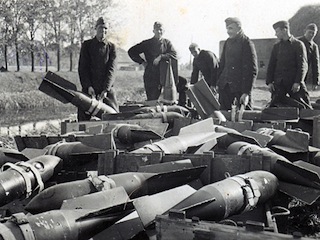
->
298, 35, 320, 86
78, 37, 116, 94
266, 36, 308, 86
191, 50, 219, 87
128, 37, 177, 84
217, 31, 258, 94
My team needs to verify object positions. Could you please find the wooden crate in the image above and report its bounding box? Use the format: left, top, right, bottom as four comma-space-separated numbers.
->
155, 211, 313, 240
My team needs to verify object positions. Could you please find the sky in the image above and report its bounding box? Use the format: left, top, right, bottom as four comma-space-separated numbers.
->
115, 0, 320, 64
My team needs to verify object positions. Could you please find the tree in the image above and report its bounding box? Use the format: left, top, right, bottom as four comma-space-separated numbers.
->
64, 0, 81, 72
6, 0, 25, 71
24, 0, 48, 72
45, 0, 68, 71
0, 0, 13, 70
0, 0, 124, 72
289, 4, 320, 45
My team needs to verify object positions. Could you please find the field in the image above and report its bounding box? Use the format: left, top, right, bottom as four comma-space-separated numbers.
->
0, 70, 147, 126
1, 69, 320, 128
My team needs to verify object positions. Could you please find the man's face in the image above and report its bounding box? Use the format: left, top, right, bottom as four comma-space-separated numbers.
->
226, 23, 241, 38
190, 48, 200, 58
153, 26, 164, 39
305, 29, 317, 41
96, 25, 108, 41
275, 27, 286, 40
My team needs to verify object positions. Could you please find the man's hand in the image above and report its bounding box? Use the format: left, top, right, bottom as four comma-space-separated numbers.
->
239, 93, 249, 106
88, 86, 96, 97
141, 61, 147, 68
98, 90, 108, 100
153, 55, 162, 65
291, 83, 300, 93
313, 85, 318, 91
267, 83, 275, 93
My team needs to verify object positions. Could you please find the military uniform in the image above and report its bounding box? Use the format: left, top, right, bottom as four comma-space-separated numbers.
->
298, 35, 320, 87
78, 17, 118, 121
191, 50, 219, 87
128, 36, 177, 101
217, 29, 258, 110
266, 36, 311, 108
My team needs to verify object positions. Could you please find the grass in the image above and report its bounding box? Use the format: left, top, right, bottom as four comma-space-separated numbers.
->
1, 69, 319, 127
0, 70, 147, 126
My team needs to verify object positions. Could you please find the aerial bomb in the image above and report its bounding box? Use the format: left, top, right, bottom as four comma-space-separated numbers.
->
0, 202, 134, 240
172, 170, 278, 221
39, 71, 118, 119
26, 166, 205, 214
0, 155, 62, 206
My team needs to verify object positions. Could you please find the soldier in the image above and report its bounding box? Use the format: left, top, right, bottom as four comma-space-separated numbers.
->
217, 17, 258, 110
189, 43, 219, 92
266, 20, 312, 109
78, 17, 119, 121
128, 21, 178, 101
298, 23, 320, 91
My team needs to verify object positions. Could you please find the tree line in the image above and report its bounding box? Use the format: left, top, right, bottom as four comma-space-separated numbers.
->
0, 0, 120, 72
1, 1, 319, 73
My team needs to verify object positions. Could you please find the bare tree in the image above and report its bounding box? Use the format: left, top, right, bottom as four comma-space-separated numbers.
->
45, 0, 68, 71
24, 0, 48, 72
0, 0, 123, 72
7, 0, 25, 71
0, 0, 13, 70
64, 0, 79, 72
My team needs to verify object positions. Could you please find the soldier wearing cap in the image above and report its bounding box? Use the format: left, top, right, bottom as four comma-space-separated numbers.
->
128, 21, 178, 101
78, 17, 119, 121
298, 23, 320, 91
217, 17, 258, 110
266, 20, 312, 109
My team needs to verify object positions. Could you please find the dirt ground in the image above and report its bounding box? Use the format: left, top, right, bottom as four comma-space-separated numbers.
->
252, 79, 320, 109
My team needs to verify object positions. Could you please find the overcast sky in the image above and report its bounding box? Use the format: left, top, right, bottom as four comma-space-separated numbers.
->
116, 0, 320, 63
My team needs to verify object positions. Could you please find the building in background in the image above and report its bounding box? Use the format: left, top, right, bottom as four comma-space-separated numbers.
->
220, 38, 278, 79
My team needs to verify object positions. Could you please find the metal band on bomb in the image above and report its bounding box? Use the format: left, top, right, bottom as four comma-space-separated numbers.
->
1, 161, 45, 198
86, 97, 98, 114
92, 99, 104, 117
10, 213, 35, 240
45, 141, 68, 155
230, 174, 261, 213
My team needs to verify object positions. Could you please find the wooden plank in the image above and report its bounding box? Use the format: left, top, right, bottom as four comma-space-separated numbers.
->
155, 214, 314, 240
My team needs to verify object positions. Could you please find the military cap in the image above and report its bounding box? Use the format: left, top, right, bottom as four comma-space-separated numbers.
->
189, 43, 200, 51
306, 23, 318, 31
225, 17, 241, 27
272, 20, 289, 30
95, 17, 108, 28
154, 21, 163, 29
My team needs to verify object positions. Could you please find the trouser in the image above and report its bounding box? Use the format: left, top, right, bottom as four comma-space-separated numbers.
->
268, 82, 312, 109
77, 88, 119, 121
144, 60, 179, 101
218, 84, 252, 111
177, 76, 188, 106
143, 69, 161, 101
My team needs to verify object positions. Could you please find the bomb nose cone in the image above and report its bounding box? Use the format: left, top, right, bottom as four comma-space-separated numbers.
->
173, 170, 278, 221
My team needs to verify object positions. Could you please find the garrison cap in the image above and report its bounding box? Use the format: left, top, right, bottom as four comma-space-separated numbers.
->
189, 43, 200, 51
273, 20, 289, 30
225, 17, 241, 27
306, 23, 318, 31
154, 21, 164, 29
95, 17, 108, 28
